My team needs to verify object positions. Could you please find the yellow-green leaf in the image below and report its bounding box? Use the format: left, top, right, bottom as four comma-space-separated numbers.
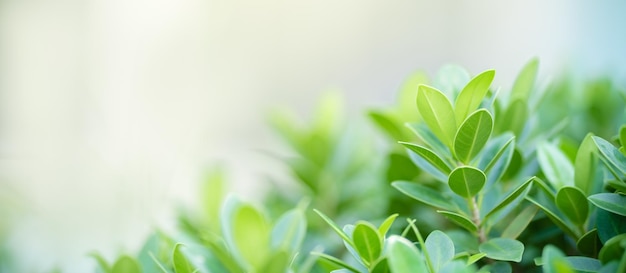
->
416, 85, 457, 149
448, 166, 486, 198
454, 109, 493, 163
454, 70, 495, 125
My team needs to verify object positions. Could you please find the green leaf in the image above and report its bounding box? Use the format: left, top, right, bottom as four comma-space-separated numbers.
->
378, 213, 399, 237
352, 221, 383, 264
454, 109, 494, 163
589, 193, 626, 216
476, 134, 515, 189
406, 122, 451, 157
311, 252, 360, 273
501, 205, 539, 239
437, 210, 477, 233
313, 209, 355, 249
434, 65, 471, 99
538, 142, 575, 189
89, 253, 112, 273
448, 166, 486, 198
484, 177, 534, 220
495, 99, 527, 136
596, 208, 626, 244
526, 196, 580, 239
232, 204, 270, 268
400, 142, 452, 174
392, 181, 457, 211
608, 180, 626, 193
370, 258, 390, 273
260, 250, 289, 273
416, 84, 457, 149
577, 229, 602, 257
467, 253, 487, 265
479, 238, 524, 262
599, 234, 626, 264
271, 209, 306, 253
593, 136, 626, 175
425, 230, 455, 272
511, 58, 539, 102
111, 256, 141, 273
172, 244, 194, 273
368, 110, 408, 141
454, 70, 495, 125
575, 134, 599, 195
387, 235, 429, 273
541, 245, 574, 273
556, 186, 589, 225
566, 257, 602, 272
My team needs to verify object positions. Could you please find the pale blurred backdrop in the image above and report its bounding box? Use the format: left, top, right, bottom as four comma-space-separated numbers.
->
0, 0, 625, 272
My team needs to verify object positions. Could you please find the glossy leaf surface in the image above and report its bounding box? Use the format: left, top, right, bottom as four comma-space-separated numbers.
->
454, 109, 493, 163
448, 166, 486, 198
416, 85, 457, 149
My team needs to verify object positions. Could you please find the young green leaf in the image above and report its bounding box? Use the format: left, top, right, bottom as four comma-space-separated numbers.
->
400, 142, 452, 174
260, 250, 289, 273
172, 244, 194, 273
232, 204, 270, 269
593, 136, 626, 175
392, 181, 457, 211
511, 58, 539, 102
501, 205, 539, 239
387, 235, 429, 273
589, 193, 626, 216
416, 84, 457, 149
479, 238, 524, 262
448, 166, 486, 198
556, 186, 589, 225
537, 142, 574, 189
467, 253, 487, 266
453, 109, 493, 163
436, 210, 477, 233
425, 230, 455, 272
454, 70, 495, 125
575, 133, 599, 195
111, 256, 141, 273
352, 221, 383, 265
368, 110, 408, 141
378, 213, 399, 237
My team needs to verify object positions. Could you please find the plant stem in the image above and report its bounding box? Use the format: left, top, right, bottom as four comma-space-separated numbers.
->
470, 197, 487, 243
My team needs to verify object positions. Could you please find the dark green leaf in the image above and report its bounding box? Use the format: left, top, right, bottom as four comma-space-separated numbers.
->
501, 205, 539, 239
425, 230, 455, 272
392, 181, 457, 211
577, 229, 602, 257
599, 234, 626, 264
511, 58, 539, 102
448, 166, 486, 198
479, 238, 524, 262
537, 142, 574, 189
370, 258, 390, 273
352, 221, 382, 264
526, 196, 580, 239
565, 256, 602, 272
556, 186, 589, 225
484, 177, 534, 220
596, 209, 626, 244
400, 142, 452, 174
416, 85, 457, 149
608, 180, 626, 193
437, 210, 477, 233
589, 193, 626, 216
387, 235, 429, 273
454, 70, 495, 125
454, 109, 494, 163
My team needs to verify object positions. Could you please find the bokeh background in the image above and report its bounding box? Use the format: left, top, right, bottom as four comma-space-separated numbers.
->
1, 0, 625, 272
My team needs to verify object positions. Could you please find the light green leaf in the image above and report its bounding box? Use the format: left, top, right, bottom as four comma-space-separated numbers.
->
467, 253, 487, 265
454, 109, 493, 163
401, 142, 452, 174
589, 193, 626, 216
448, 166, 486, 198
313, 209, 355, 249
311, 252, 360, 273
434, 65, 471, 99
406, 146, 448, 182
556, 186, 589, 225
260, 250, 289, 273
495, 99, 527, 136
416, 84, 457, 149
455, 70, 495, 125
425, 230, 455, 272
596, 208, 626, 244
577, 229, 602, 257
484, 177, 534, 220
575, 134, 599, 195
406, 122, 450, 157
368, 110, 408, 141
511, 58, 539, 102
378, 213, 399, 238
387, 235, 429, 273
232, 204, 270, 269
398, 70, 430, 119
89, 253, 112, 273
479, 238, 524, 262
172, 244, 194, 273
541, 245, 573, 273
593, 136, 626, 175
352, 221, 383, 264
437, 210, 477, 233
599, 234, 626, 264
538, 142, 574, 189
392, 181, 457, 211
476, 134, 515, 189
271, 209, 306, 253
501, 205, 539, 239
111, 256, 141, 273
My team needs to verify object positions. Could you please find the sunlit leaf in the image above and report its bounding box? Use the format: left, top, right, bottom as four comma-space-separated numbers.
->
352, 221, 382, 264
425, 230, 455, 272
172, 244, 194, 273
495, 99, 527, 137
111, 256, 141, 273
556, 186, 589, 225
454, 70, 495, 125
589, 193, 626, 216
416, 85, 457, 149
378, 213, 399, 238
479, 238, 524, 262
454, 109, 493, 163
313, 209, 355, 249
511, 58, 539, 102
434, 65, 471, 99
312, 252, 360, 273
368, 110, 408, 141
400, 142, 452, 174
575, 134, 599, 195
448, 166, 486, 198
387, 235, 429, 273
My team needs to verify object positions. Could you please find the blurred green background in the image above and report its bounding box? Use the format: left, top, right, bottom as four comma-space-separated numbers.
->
0, 0, 625, 272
